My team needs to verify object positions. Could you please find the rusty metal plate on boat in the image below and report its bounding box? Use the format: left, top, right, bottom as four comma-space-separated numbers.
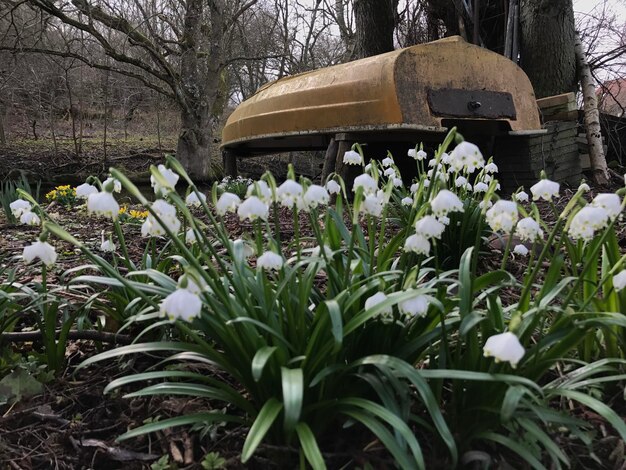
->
427, 89, 517, 120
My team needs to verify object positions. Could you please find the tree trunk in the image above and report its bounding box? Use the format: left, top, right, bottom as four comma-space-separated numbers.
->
0, 100, 6, 145
353, 0, 396, 59
520, 0, 577, 98
574, 32, 609, 185
176, 108, 215, 181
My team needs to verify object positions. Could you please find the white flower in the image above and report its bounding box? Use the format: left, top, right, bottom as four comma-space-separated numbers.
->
423, 179, 431, 188
513, 244, 529, 256
216, 192, 241, 215
246, 180, 273, 203
103, 177, 122, 193
257, 251, 284, 271
382, 157, 394, 167
365, 292, 392, 321
515, 217, 543, 242
160, 288, 202, 321
479, 200, 493, 210
530, 179, 559, 201
392, 177, 403, 188
343, 150, 362, 165
613, 270, 626, 292
180, 275, 207, 295
441, 152, 451, 164
185, 191, 207, 207
485, 162, 499, 173
23, 240, 57, 266
185, 228, 197, 244
483, 332, 525, 368
486, 200, 518, 233
578, 182, 590, 192
151, 164, 179, 195
326, 180, 341, 195
383, 168, 396, 177
410, 183, 419, 194
428, 158, 438, 168
353, 174, 378, 195
303, 185, 330, 209
75, 183, 98, 198
404, 234, 430, 255
415, 215, 445, 239
10, 199, 31, 217
401, 196, 413, 206
233, 239, 255, 258
450, 141, 485, 173
20, 211, 40, 226
141, 199, 181, 237
311, 244, 334, 259
430, 190, 464, 217
568, 206, 609, 241
100, 236, 116, 253
455, 176, 468, 188
361, 193, 384, 217
277, 180, 304, 207
87, 191, 120, 219
364, 163, 372, 172
408, 148, 427, 161
473, 182, 489, 193
514, 191, 529, 203
399, 293, 429, 318
237, 196, 269, 221
592, 193, 622, 220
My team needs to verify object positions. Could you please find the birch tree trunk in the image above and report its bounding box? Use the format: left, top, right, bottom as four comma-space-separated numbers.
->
574, 32, 609, 185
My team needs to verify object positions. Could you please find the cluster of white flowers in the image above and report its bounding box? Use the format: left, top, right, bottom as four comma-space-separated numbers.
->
448, 142, 485, 173
142, 199, 181, 237
568, 194, 622, 242
10, 199, 40, 226
486, 200, 518, 233
483, 331, 525, 368
408, 148, 427, 161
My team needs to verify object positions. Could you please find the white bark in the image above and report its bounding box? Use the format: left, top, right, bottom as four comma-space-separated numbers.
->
574, 31, 609, 185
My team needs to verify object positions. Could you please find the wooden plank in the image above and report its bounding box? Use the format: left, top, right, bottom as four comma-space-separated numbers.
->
536, 92, 576, 109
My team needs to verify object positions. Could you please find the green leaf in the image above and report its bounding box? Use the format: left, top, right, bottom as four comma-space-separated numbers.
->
281, 367, 303, 432
295, 423, 327, 470
0, 368, 43, 405
477, 432, 545, 470
117, 412, 241, 441
252, 347, 278, 382
241, 398, 283, 463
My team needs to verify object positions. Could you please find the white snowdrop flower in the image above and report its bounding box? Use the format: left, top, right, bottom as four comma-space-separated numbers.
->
613, 270, 626, 292
353, 174, 378, 195
401, 196, 414, 206
75, 183, 98, 198
160, 288, 202, 321
473, 182, 489, 193
361, 193, 384, 217
486, 200, 518, 233
10, 199, 31, 218
141, 199, 181, 237
311, 244, 334, 259
479, 200, 493, 210
343, 150, 362, 165
578, 182, 590, 192
450, 141, 485, 173
513, 244, 529, 256
438, 215, 450, 226
185, 228, 197, 244
430, 190, 464, 217
277, 180, 304, 207
216, 192, 241, 215
392, 177, 403, 188
483, 174, 493, 183
364, 163, 372, 173
415, 215, 445, 240
326, 180, 341, 195
404, 234, 430, 255
399, 293, 429, 318
441, 152, 451, 164
483, 332, 525, 368
514, 191, 529, 203
428, 158, 437, 168
103, 177, 122, 193
455, 176, 468, 188
382, 157, 394, 167
515, 217, 543, 242
485, 162, 499, 173
22, 240, 57, 266
87, 191, 120, 219
408, 148, 427, 161
185, 191, 207, 207
410, 183, 419, 194
365, 292, 392, 321
423, 179, 431, 188
464, 183, 473, 191
100, 232, 116, 253
383, 168, 396, 177
237, 196, 269, 221
20, 211, 40, 226
530, 179, 559, 201
233, 239, 255, 258
303, 185, 330, 209
151, 164, 179, 195
180, 275, 207, 295
592, 193, 622, 221
257, 251, 284, 271
246, 180, 273, 203
568, 206, 609, 241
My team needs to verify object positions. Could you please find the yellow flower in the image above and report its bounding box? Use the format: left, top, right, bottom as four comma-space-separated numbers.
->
118, 205, 128, 215
129, 210, 148, 219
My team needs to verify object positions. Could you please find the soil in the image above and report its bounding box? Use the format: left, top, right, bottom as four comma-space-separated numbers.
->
1, 144, 626, 469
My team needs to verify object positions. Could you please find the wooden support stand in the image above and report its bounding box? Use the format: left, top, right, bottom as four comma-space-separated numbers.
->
223, 150, 238, 177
